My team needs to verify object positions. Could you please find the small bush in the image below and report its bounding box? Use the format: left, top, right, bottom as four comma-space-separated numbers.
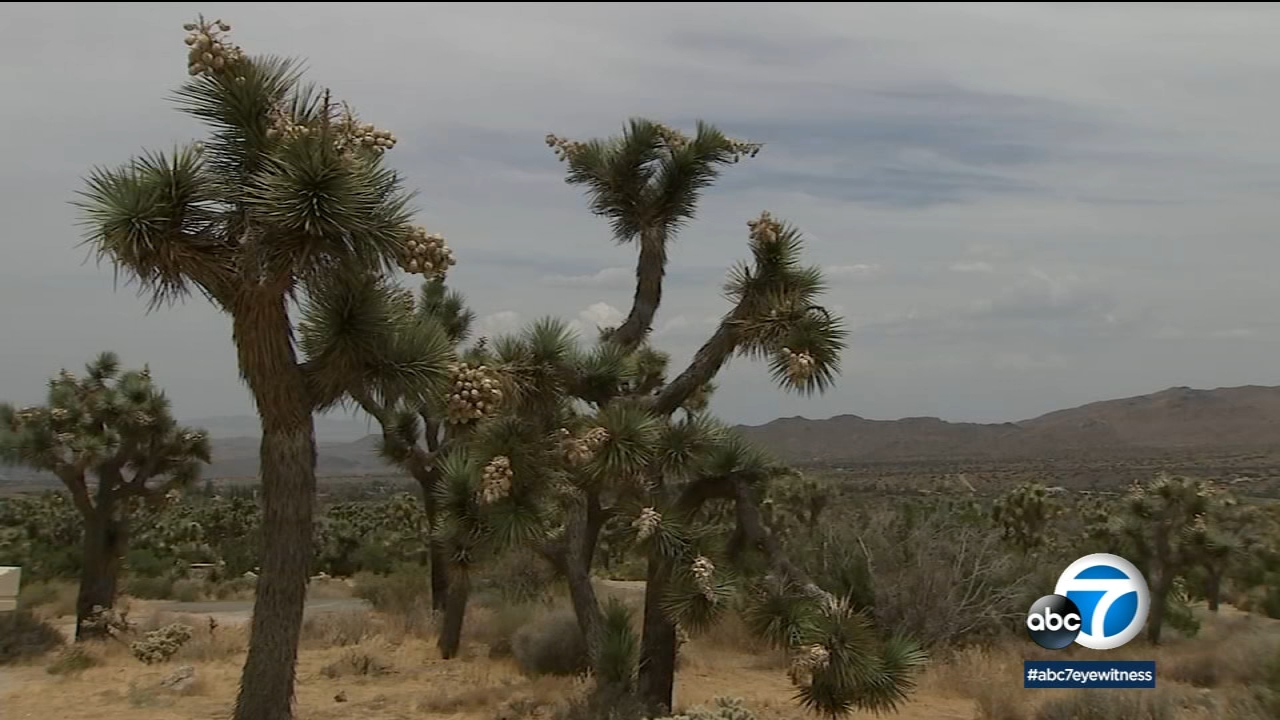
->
0, 610, 65, 664
46, 644, 98, 675
131, 623, 194, 664
300, 610, 378, 648
125, 574, 175, 600
470, 602, 538, 658
512, 610, 588, 677
665, 697, 758, 720
209, 576, 256, 600
352, 566, 431, 632
554, 684, 649, 720
170, 579, 205, 603
320, 648, 393, 678
973, 680, 1027, 720
1033, 689, 1175, 720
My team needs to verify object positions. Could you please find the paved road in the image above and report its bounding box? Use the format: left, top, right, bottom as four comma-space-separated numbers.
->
150, 596, 368, 623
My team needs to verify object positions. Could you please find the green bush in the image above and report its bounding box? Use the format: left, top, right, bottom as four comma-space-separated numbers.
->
511, 609, 588, 677
0, 610, 65, 664
46, 644, 97, 675
170, 579, 204, 603
125, 574, 175, 600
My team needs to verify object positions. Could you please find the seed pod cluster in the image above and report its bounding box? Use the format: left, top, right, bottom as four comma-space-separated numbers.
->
747, 211, 782, 244
559, 426, 610, 465
182, 18, 243, 78
49, 408, 70, 421
788, 643, 831, 683
265, 104, 311, 142
336, 107, 398, 155
480, 455, 513, 505
653, 123, 689, 151
399, 226, 456, 278
726, 136, 763, 163
545, 133, 585, 162
781, 347, 816, 383
691, 555, 716, 602
632, 507, 661, 541
445, 362, 502, 424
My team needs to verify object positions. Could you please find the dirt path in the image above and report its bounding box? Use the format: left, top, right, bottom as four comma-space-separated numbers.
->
51, 596, 370, 639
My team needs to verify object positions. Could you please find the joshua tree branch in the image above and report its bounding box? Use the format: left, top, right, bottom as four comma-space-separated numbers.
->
55, 465, 96, 517
730, 476, 828, 601
610, 228, 667, 351
652, 307, 746, 417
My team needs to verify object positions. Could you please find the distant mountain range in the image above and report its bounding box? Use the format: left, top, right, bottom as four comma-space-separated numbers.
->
3, 385, 1279, 486
735, 385, 1280, 465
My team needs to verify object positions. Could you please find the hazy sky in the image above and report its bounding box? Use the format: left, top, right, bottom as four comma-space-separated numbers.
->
3, 2, 1279, 430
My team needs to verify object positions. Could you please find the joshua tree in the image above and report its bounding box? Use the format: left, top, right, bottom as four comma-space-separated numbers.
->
76, 17, 443, 720
300, 276, 466, 613
0, 352, 210, 639
544, 121, 922, 714
1094, 474, 1220, 644
992, 481, 1062, 554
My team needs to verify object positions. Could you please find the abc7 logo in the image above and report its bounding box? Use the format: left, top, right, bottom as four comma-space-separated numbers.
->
1026, 594, 1083, 649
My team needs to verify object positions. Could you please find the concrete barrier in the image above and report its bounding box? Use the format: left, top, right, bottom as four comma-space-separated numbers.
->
0, 566, 20, 612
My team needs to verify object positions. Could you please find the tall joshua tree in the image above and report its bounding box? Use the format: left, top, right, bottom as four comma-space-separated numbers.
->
76, 17, 442, 720
0, 352, 210, 639
545, 121, 923, 714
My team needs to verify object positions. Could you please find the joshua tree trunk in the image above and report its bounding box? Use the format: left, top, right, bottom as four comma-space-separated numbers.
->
1206, 569, 1222, 612
410, 464, 450, 612
638, 547, 678, 715
74, 505, 125, 641
1147, 570, 1174, 645
438, 564, 471, 659
563, 503, 606, 657
233, 295, 319, 720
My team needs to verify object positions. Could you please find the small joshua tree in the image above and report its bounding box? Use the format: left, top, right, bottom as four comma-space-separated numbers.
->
0, 352, 210, 639
1093, 474, 1220, 644
992, 481, 1062, 554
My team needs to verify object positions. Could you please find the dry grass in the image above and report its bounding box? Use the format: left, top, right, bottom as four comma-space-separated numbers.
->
17, 579, 78, 618
4, 604, 1276, 720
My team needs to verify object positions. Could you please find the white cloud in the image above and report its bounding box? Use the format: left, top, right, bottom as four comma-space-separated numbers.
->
540, 267, 633, 287
949, 261, 995, 274
826, 263, 883, 279
568, 302, 626, 337
473, 310, 523, 338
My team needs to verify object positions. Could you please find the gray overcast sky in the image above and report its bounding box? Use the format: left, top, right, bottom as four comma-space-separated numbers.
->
2, 2, 1279, 430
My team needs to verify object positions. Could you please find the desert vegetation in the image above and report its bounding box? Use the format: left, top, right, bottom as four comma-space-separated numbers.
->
3, 10, 1280, 720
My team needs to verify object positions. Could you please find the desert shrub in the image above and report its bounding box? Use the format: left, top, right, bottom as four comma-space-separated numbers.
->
170, 578, 204, 603
817, 499, 1035, 647
352, 565, 431, 631
130, 623, 194, 664
471, 602, 539, 658
46, 644, 98, 675
209, 575, 256, 600
665, 697, 757, 720
300, 610, 377, 648
0, 610, 65, 664
1164, 631, 1276, 688
125, 574, 175, 600
478, 548, 557, 606
553, 684, 650, 720
512, 609, 588, 677
972, 680, 1027, 720
596, 599, 639, 692
1033, 689, 1175, 720
320, 648, 393, 678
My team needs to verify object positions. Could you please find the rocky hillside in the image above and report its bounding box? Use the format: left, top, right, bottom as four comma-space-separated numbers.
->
735, 385, 1280, 465
5, 385, 1279, 486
